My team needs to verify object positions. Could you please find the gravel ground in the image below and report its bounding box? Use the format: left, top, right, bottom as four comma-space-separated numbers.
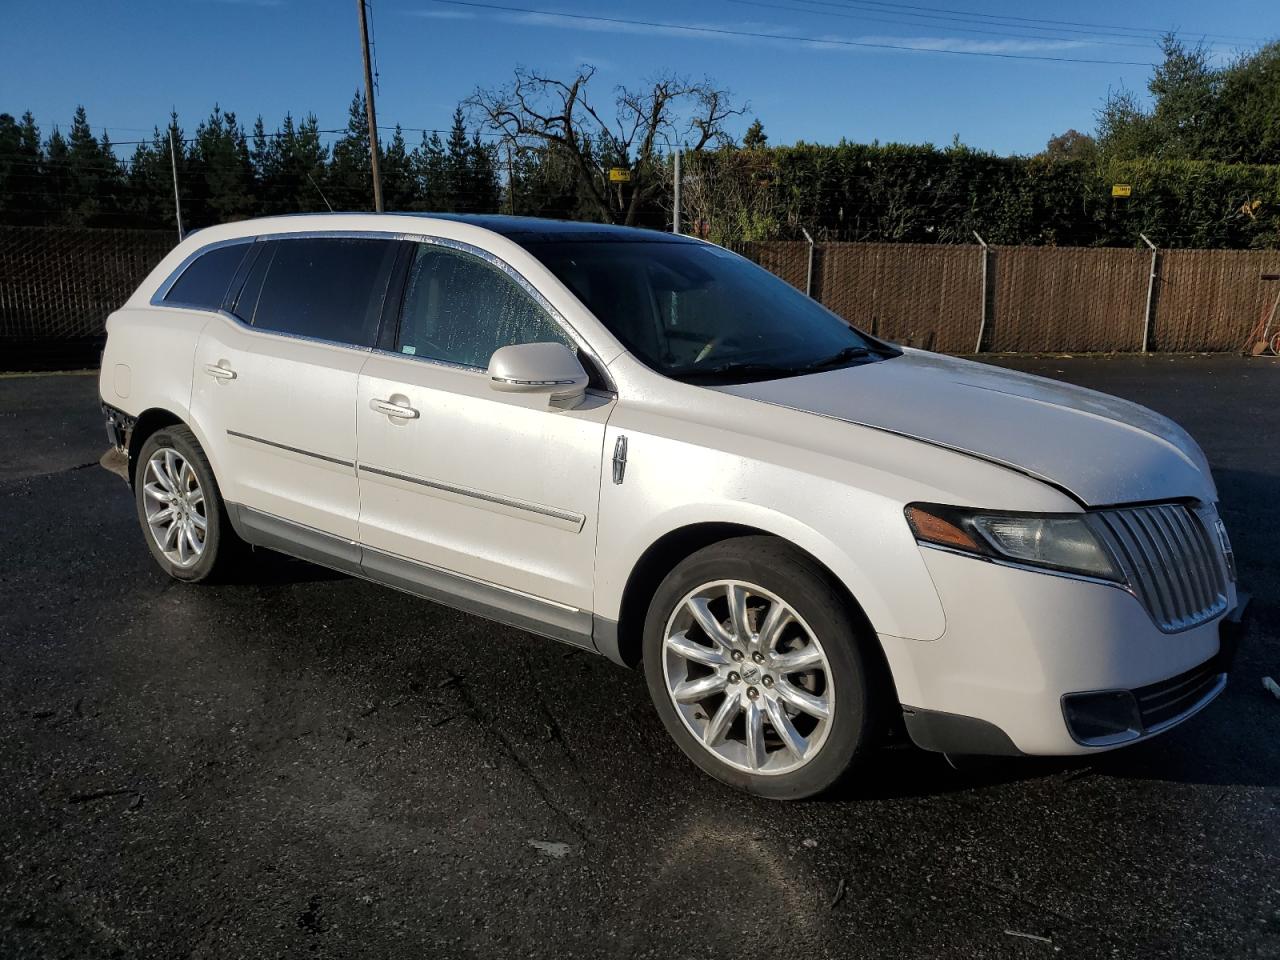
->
1, 355, 1278, 959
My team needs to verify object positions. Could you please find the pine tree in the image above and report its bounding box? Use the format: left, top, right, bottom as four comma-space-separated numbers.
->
467, 131, 500, 213
190, 105, 254, 225
412, 130, 448, 211
742, 118, 768, 150
43, 126, 72, 226
250, 115, 276, 203
125, 112, 185, 231
381, 125, 415, 211
328, 90, 373, 210
0, 112, 45, 224
65, 106, 123, 225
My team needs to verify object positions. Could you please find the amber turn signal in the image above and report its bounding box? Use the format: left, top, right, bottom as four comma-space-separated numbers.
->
904, 505, 982, 552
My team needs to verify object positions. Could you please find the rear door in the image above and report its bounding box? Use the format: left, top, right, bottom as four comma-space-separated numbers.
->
191, 236, 401, 543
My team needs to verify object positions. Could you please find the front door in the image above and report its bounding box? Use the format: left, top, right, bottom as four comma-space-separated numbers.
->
355, 240, 612, 625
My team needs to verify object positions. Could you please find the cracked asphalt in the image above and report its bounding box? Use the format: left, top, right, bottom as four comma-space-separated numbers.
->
2, 357, 1278, 959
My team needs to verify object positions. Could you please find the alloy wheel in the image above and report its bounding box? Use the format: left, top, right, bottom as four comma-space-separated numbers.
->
142, 448, 207, 568
662, 580, 834, 775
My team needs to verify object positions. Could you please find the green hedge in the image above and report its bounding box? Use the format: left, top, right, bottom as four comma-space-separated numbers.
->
686, 144, 1280, 249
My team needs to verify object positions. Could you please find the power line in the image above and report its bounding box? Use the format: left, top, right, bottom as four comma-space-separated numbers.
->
806, 0, 1264, 44
770, 0, 1254, 46
722, 0, 1160, 50
414, 0, 1156, 65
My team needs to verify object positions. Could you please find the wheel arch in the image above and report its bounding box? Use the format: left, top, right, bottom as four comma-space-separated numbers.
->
605, 521, 891, 687
126, 406, 223, 489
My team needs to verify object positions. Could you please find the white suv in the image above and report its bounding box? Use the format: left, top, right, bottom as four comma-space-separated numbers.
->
100, 213, 1244, 798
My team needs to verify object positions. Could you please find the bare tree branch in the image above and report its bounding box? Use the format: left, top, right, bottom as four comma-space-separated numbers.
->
467, 65, 745, 225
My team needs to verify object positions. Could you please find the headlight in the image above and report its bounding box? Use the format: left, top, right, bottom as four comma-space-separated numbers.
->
905, 503, 1122, 582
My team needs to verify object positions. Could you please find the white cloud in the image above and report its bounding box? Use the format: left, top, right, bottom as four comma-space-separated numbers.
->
415, 8, 477, 18
404, 6, 1129, 59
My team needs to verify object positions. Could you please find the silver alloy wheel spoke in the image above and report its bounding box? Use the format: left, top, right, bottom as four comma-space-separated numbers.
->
772, 644, 823, 673
672, 673, 727, 703
667, 631, 729, 668
662, 579, 834, 777
726, 583, 750, 645
764, 696, 806, 760
143, 449, 206, 569
686, 596, 734, 649
704, 692, 739, 746
758, 601, 794, 653
744, 700, 767, 770
775, 678, 830, 719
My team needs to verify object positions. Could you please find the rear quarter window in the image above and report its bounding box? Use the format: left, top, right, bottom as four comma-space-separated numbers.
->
162, 243, 251, 310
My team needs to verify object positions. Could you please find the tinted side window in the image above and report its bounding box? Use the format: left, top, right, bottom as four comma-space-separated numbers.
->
396, 244, 571, 367
248, 238, 398, 348
163, 243, 250, 309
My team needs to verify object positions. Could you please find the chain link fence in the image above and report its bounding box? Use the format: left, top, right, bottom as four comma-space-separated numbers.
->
2, 226, 1279, 370
1, 226, 175, 367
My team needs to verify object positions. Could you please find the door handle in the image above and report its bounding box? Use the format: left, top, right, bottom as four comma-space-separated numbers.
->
369, 397, 420, 420
204, 362, 237, 381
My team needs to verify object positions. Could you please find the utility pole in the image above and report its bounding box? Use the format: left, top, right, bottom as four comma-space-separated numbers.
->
168, 129, 184, 241
672, 148, 681, 234
356, 0, 384, 212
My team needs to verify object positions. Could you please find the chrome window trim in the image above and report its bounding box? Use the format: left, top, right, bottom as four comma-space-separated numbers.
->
152, 229, 618, 393
386, 233, 618, 394
149, 236, 256, 308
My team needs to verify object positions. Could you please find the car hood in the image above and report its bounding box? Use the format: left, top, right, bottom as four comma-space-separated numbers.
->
713, 349, 1215, 506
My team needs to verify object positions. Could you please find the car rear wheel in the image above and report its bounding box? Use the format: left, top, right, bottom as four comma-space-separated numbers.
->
643, 536, 882, 799
135, 426, 241, 582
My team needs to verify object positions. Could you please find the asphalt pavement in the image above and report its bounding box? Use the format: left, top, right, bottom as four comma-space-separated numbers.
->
1, 355, 1278, 959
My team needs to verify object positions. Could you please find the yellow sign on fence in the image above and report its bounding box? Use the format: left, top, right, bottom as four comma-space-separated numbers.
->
608, 167, 631, 183
1111, 183, 1132, 198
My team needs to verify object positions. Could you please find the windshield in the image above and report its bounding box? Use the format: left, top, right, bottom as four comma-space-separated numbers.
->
521, 239, 892, 383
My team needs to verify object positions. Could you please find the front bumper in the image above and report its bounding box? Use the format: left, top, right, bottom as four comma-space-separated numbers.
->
883, 546, 1245, 757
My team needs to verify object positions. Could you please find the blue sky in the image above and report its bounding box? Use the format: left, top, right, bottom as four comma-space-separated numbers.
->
3, 0, 1275, 156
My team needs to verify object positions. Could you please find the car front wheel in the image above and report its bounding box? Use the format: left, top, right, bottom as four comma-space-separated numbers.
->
643, 537, 883, 799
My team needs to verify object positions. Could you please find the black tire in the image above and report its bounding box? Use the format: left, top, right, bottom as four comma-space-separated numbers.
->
134, 425, 243, 583
642, 536, 884, 800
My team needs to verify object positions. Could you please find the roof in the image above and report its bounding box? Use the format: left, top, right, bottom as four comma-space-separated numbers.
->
405, 213, 699, 245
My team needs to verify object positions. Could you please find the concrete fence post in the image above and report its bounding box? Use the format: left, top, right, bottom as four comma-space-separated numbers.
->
973, 232, 989, 353
1140, 233, 1159, 353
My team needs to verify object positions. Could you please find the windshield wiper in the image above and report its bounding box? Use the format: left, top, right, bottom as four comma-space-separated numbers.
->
671, 345, 878, 383
798, 345, 872, 373
672, 360, 808, 383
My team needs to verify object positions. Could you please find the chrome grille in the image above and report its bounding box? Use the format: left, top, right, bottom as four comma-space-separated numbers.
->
1096, 503, 1229, 633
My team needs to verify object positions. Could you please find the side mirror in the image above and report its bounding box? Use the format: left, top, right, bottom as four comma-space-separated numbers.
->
487, 342, 590, 409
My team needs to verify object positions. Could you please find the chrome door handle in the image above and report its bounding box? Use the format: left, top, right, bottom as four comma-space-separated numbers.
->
369, 397, 419, 420
204, 362, 237, 381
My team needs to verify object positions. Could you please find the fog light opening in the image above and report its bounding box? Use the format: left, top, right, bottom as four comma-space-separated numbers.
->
1062, 690, 1143, 746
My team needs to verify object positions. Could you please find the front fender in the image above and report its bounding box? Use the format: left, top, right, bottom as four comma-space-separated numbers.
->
593, 429, 947, 644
